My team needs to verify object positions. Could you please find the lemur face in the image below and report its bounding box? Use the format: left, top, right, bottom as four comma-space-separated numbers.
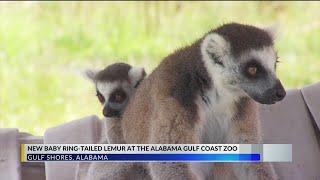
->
201, 23, 286, 104
233, 47, 285, 104
96, 80, 132, 117
86, 63, 146, 118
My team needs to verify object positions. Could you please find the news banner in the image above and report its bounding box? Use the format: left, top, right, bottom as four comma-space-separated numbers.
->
21, 144, 292, 162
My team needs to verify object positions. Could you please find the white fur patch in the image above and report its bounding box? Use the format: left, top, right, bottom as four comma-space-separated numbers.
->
128, 67, 145, 87
201, 33, 230, 61
200, 33, 236, 89
193, 91, 238, 179
196, 89, 237, 143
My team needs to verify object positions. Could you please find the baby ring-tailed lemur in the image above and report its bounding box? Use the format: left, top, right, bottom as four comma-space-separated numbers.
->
76, 62, 148, 180
86, 62, 146, 143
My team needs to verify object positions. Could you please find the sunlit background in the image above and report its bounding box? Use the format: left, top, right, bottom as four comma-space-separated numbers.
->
0, 1, 319, 135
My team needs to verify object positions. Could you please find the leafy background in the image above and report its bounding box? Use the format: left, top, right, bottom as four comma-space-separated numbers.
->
0, 2, 319, 135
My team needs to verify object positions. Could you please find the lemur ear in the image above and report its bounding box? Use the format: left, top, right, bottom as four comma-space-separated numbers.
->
263, 24, 278, 40
128, 66, 146, 87
84, 68, 99, 82
201, 33, 230, 66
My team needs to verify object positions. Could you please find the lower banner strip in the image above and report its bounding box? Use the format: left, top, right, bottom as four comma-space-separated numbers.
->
25, 153, 260, 162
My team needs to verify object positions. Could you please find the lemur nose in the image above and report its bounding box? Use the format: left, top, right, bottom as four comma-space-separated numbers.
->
273, 80, 286, 101
275, 89, 286, 100
103, 105, 120, 118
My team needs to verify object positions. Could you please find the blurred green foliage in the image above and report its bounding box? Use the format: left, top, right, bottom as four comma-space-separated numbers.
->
0, 2, 319, 135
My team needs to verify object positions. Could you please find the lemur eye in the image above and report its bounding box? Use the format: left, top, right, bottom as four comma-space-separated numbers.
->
96, 91, 105, 104
247, 66, 258, 76
244, 59, 265, 79
110, 89, 127, 103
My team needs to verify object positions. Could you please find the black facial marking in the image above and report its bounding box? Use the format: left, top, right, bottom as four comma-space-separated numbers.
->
109, 88, 127, 104
102, 88, 128, 118
242, 59, 267, 79
96, 90, 105, 104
